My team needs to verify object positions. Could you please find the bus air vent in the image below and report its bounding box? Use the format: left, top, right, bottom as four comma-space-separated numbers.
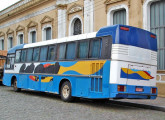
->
91, 78, 102, 92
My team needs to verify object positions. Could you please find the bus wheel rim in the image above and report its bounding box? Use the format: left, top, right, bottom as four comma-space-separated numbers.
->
62, 85, 70, 98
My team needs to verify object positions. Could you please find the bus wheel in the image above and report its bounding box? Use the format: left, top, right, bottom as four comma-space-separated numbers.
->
13, 79, 21, 92
61, 81, 73, 102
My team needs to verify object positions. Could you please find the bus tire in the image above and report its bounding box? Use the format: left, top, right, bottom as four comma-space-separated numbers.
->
13, 78, 21, 92
60, 81, 73, 102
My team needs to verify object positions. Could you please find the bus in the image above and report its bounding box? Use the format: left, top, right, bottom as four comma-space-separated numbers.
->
3, 25, 157, 102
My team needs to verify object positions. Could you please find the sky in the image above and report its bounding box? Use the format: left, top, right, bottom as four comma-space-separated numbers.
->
0, 0, 20, 11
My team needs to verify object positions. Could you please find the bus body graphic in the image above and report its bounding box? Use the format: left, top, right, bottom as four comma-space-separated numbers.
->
29, 76, 53, 83
3, 25, 158, 101
120, 68, 154, 80
19, 61, 106, 75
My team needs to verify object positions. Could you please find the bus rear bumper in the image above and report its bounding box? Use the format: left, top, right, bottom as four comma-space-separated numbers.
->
113, 93, 157, 99
109, 84, 157, 99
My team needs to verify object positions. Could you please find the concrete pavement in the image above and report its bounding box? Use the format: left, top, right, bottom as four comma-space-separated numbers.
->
110, 97, 165, 112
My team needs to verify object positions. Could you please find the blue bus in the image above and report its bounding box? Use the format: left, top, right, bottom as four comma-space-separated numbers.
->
3, 25, 157, 102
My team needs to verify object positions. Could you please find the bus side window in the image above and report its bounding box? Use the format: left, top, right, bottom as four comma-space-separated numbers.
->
21, 49, 27, 62
33, 47, 40, 62
40, 46, 48, 61
66, 42, 76, 60
6, 57, 10, 68
78, 40, 89, 59
47, 45, 56, 61
6, 54, 15, 69
26, 48, 33, 62
57, 44, 66, 60
89, 38, 101, 58
11, 57, 15, 69
6, 56, 11, 69
15, 50, 21, 63
101, 36, 112, 59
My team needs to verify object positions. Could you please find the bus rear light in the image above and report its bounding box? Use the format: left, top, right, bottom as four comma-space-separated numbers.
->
120, 27, 129, 31
150, 34, 156, 39
118, 85, 126, 92
151, 88, 157, 94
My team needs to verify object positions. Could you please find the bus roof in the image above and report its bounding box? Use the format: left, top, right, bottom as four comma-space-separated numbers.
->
96, 24, 157, 51
8, 25, 157, 53
24, 32, 97, 48
8, 44, 25, 54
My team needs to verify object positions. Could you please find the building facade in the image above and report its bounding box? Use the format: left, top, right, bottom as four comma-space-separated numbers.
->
0, 0, 165, 96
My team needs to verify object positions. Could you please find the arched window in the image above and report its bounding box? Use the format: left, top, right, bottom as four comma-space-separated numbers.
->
69, 16, 83, 36
113, 9, 126, 25
73, 19, 82, 35
107, 4, 129, 26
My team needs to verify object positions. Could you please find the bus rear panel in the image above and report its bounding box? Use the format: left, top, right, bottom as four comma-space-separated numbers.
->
96, 25, 157, 99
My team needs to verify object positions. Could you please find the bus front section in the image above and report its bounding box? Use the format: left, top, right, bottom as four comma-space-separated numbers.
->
107, 25, 157, 99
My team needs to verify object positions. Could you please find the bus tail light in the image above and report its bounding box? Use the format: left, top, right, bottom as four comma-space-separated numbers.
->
120, 27, 129, 31
118, 85, 126, 92
150, 34, 156, 39
151, 88, 157, 94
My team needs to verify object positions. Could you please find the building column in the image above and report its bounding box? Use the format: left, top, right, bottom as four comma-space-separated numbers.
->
58, 9, 67, 38
84, 0, 94, 33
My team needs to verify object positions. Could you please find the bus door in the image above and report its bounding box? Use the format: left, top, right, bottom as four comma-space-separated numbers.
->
126, 64, 151, 90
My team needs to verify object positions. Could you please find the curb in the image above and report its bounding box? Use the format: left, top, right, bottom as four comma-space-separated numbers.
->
109, 100, 165, 112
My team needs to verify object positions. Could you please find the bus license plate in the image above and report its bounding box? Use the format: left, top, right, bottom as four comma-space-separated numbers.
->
136, 88, 143, 92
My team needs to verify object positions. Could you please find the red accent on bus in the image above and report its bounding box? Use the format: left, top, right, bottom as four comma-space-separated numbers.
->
152, 88, 157, 94
118, 85, 126, 92
151, 34, 156, 39
120, 27, 129, 31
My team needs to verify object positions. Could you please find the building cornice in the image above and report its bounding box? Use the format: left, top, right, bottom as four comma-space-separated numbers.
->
27, 21, 38, 28
0, 0, 31, 16
104, 0, 126, 5
0, 5, 56, 29
6, 28, 14, 35
16, 25, 25, 32
56, 0, 78, 6
0, 0, 50, 23
40, 15, 54, 24
67, 3, 83, 15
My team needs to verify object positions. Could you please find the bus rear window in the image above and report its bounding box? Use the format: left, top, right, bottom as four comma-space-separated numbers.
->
101, 36, 112, 59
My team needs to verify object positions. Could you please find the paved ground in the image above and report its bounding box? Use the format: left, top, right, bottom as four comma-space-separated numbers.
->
115, 97, 165, 109
0, 85, 165, 120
